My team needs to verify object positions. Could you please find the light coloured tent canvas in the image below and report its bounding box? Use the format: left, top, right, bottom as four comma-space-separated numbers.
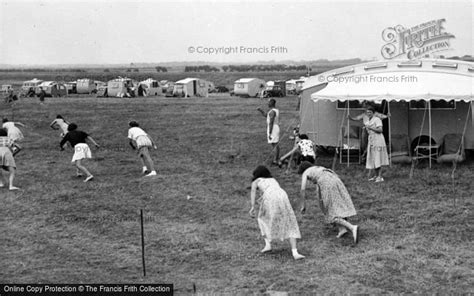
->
173, 78, 208, 97
107, 77, 136, 97
140, 78, 161, 96
299, 59, 474, 167
76, 79, 96, 94
36, 81, 68, 97
233, 78, 266, 97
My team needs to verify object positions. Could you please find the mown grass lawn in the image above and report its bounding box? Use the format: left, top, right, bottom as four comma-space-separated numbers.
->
1, 95, 472, 294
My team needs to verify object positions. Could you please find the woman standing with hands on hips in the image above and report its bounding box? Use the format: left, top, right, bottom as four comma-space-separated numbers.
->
364, 106, 389, 182
298, 161, 359, 243
249, 165, 305, 260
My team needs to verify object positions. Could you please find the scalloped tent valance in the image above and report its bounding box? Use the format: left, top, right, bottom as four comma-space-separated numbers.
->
311, 71, 474, 103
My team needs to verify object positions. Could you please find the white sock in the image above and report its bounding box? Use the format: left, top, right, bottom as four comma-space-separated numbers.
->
292, 249, 299, 256
142, 166, 147, 172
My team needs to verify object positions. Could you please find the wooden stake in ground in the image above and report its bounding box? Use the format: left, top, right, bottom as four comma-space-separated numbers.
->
140, 209, 146, 277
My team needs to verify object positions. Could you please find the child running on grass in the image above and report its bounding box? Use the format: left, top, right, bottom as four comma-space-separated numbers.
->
60, 123, 100, 183
128, 121, 157, 177
2, 118, 25, 156
50, 114, 70, 137
249, 165, 305, 260
0, 128, 19, 190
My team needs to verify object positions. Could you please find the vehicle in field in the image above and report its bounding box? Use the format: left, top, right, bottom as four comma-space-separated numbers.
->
21, 78, 43, 97
263, 80, 286, 98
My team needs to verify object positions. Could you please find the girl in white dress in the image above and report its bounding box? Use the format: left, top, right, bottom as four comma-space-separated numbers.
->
249, 165, 305, 260
2, 118, 25, 156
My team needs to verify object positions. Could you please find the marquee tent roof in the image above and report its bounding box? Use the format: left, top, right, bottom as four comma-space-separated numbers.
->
306, 59, 474, 103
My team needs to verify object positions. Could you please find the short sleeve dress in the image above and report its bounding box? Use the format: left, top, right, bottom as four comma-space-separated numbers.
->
255, 177, 301, 241
304, 166, 357, 224
0, 137, 16, 170
366, 117, 389, 169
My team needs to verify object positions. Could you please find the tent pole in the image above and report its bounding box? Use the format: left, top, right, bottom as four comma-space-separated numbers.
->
347, 100, 350, 167
428, 100, 432, 168
471, 101, 474, 137
388, 101, 392, 167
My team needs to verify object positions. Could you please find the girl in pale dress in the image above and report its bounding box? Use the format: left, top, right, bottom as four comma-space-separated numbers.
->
0, 128, 19, 190
364, 106, 389, 182
298, 162, 359, 243
2, 118, 25, 156
249, 165, 305, 260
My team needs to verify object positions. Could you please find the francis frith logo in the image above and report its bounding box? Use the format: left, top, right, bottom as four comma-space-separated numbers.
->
381, 19, 455, 60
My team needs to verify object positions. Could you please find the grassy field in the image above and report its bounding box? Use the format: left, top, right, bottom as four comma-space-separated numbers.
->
0, 95, 473, 294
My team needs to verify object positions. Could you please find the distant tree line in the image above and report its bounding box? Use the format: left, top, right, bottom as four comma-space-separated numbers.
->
185, 65, 220, 72
0, 68, 86, 72
221, 64, 308, 72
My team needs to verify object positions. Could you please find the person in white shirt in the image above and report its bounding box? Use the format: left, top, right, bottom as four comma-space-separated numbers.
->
50, 114, 70, 137
257, 99, 280, 165
128, 121, 157, 177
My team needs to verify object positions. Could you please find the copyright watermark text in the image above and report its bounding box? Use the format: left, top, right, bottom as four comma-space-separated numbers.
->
321, 74, 418, 83
188, 45, 288, 55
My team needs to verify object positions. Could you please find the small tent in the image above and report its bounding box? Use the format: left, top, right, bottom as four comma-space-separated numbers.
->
139, 78, 161, 96
299, 58, 474, 167
76, 79, 96, 94
233, 78, 266, 97
107, 77, 137, 97
173, 78, 208, 97
65, 81, 77, 94
36, 81, 68, 97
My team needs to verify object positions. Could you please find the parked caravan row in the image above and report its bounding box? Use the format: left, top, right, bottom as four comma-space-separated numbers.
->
15, 76, 305, 99
232, 77, 307, 98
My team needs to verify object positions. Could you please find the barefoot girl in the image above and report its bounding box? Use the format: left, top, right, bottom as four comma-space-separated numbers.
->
249, 165, 305, 260
298, 161, 359, 243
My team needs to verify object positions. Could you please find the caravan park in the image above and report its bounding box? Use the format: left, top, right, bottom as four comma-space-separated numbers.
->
1, 0, 473, 295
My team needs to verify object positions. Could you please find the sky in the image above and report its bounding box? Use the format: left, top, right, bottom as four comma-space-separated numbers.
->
0, 0, 472, 65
